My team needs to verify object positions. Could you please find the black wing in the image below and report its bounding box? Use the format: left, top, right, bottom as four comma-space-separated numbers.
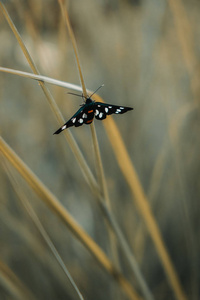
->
54, 104, 95, 134
94, 102, 133, 120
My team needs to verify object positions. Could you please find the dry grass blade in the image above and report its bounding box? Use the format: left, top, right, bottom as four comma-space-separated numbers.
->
0, 2, 98, 195
0, 1, 197, 299
57, 0, 107, 201
0, 260, 36, 300
57, 0, 108, 203
57, 2, 154, 299
58, 0, 87, 98
58, 0, 110, 211
168, 0, 199, 103
89, 123, 154, 299
0, 71, 153, 298
2, 161, 85, 300
101, 112, 187, 300
168, 0, 196, 76
0, 67, 83, 91
90, 123, 110, 205
2, 14, 151, 299
0, 136, 141, 300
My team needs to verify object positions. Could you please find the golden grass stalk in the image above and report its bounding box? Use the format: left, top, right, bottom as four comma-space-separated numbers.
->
90, 122, 110, 206
101, 113, 188, 300
0, 71, 153, 299
57, 2, 154, 299
89, 123, 119, 282
0, 136, 141, 300
168, 0, 199, 103
58, 0, 87, 99
90, 121, 155, 300
0, 67, 83, 91
57, 0, 109, 204
0, 3, 155, 299
0, 260, 36, 300
57, 0, 110, 206
0, 2, 98, 195
0, 4, 153, 297
2, 160, 85, 300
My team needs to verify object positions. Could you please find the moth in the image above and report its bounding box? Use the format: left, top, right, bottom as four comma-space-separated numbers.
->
54, 87, 133, 134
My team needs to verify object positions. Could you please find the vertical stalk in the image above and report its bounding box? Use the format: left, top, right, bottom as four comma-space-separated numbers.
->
90, 122, 110, 206
58, 0, 87, 98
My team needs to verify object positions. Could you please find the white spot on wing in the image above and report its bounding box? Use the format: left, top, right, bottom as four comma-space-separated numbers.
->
72, 118, 76, 123
120, 107, 124, 109
98, 105, 101, 108
105, 107, 108, 113
109, 106, 112, 109
116, 109, 121, 113
82, 113, 87, 118
62, 125, 66, 130
99, 112, 103, 118
79, 118, 83, 123
95, 109, 99, 116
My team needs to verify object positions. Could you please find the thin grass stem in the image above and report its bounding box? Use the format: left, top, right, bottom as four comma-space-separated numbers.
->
57, 3, 154, 299
0, 136, 141, 300
2, 160, 85, 300
0, 2, 98, 198
90, 122, 110, 206
58, 0, 87, 98
0, 260, 36, 300
1, 3, 154, 299
101, 113, 188, 300
0, 67, 83, 91
90, 122, 122, 299
168, 0, 199, 104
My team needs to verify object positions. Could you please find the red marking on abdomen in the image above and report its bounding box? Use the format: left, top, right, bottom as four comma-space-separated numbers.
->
86, 119, 93, 124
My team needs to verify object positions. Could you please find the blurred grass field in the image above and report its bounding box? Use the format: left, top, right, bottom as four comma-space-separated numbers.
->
0, 0, 200, 299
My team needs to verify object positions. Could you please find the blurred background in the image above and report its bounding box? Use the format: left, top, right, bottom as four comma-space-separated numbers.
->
0, 0, 200, 299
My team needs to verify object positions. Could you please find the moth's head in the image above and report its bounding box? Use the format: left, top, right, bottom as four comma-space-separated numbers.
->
85, 97, 94, 104
85, 85, 104, 104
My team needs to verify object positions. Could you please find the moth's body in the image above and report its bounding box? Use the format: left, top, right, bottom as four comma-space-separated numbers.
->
54, 96, 133, 135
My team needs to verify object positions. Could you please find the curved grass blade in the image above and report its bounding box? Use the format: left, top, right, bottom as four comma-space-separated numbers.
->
97, 97, 188, 300
0, 67, 83, 92
0, 260, 36, 300
2, 160, 85, 300
0, 136, 141, 300
57, 2, 153, 299
0, 2, 98, 197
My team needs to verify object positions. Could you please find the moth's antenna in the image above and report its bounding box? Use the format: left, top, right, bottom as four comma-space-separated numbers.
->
67, 84, 104, 99
67, 92, 83, 98
89, 84, 104, 98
